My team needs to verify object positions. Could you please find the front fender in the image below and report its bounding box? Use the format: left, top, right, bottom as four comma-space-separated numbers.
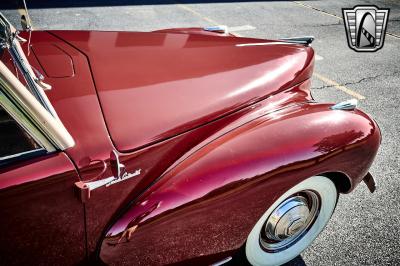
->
99, 103, 380, 265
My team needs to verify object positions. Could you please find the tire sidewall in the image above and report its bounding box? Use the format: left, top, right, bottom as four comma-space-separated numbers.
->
245, 176, 337, 266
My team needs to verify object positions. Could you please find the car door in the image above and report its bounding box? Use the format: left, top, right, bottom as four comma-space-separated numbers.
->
0, 79, 85, 264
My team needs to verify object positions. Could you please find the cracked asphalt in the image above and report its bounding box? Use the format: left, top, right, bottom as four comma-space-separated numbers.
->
1, 0, 399, 265
312, 71, 400, 91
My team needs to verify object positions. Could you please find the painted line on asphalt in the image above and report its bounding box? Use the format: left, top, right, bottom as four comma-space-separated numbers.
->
175, 3, 220, 26
292, 1, 400, 39
387, 32, 400, 39
231, 32, 243, 37
229, 25, 256, 32
17, 8, 24, 16
314, 73, 366, 100
292, 1, 342, 20
315, 54, 324, 61
174, 1, 247, 37
175, 2, 363, 100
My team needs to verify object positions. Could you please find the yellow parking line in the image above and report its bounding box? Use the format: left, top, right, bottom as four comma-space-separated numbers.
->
388, 32, 400, 39
17, 8, 25, 16
175, 3, 219, 26
175, 2, 243, 37
292, 1, 341, 20
314, 73, 366, 100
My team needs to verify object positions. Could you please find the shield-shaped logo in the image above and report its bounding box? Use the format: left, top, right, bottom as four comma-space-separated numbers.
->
342, 5, 390, 52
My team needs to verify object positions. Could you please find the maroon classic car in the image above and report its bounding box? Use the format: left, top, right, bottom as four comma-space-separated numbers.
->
0, 13, 380, 266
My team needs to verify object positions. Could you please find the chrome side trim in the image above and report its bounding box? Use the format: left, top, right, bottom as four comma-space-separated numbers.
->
74, 151, 142, 202
236, 42, 303, 47
85, 176, 116, 191
330, 99, 358, 110
83, 169, 142, 191
0, 148, 45, 161
0, 60, 75, 151
85, 151, 142, 191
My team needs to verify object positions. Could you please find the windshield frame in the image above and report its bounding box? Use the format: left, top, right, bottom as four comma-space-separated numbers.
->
0, 12, 75, 152
0, 12, 58, 118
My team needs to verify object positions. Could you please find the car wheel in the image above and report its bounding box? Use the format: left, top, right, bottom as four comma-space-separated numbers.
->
245, 175, 337, 266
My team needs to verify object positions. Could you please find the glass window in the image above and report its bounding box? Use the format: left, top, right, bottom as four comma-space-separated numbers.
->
0, 104, 41, 160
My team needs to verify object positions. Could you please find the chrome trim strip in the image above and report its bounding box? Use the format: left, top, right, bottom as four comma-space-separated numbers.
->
211, 257, 232, 266
236, 42, 303, 47
85, 176, 116, 191
0, 148, 45, 161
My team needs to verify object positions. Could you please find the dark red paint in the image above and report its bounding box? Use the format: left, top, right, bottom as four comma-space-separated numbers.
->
0, 28, 380, 265
0, 153, 85, 265
51, 30, 313, 152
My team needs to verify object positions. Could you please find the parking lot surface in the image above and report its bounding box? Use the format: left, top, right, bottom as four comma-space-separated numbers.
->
1, 1, 399, 265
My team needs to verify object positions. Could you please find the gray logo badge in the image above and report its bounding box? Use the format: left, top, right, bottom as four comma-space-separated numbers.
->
342, 5, 390, 52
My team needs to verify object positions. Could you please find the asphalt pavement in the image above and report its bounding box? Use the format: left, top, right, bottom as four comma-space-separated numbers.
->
1, 1, 399, 265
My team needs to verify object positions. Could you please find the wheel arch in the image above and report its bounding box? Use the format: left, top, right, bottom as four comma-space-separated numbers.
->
321, 171, 352, 193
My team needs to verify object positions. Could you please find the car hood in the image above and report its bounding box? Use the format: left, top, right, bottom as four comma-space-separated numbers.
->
52, 31, 314, 152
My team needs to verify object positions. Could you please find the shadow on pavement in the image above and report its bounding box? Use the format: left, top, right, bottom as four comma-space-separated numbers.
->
228, 244, 307, 266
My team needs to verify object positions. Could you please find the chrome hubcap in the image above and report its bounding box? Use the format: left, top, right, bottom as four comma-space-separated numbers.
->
260, 190, 320, 252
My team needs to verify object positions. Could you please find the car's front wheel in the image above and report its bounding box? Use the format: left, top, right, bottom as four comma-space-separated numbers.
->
245, 175, 338, 266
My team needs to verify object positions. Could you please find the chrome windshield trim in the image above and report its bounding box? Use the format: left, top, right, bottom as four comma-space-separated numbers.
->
0, 61, 74, 151
0, 90, 56, 152
8, 44, 52, 112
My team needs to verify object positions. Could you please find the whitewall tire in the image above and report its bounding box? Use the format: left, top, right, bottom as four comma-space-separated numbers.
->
245, 175, 337, 266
